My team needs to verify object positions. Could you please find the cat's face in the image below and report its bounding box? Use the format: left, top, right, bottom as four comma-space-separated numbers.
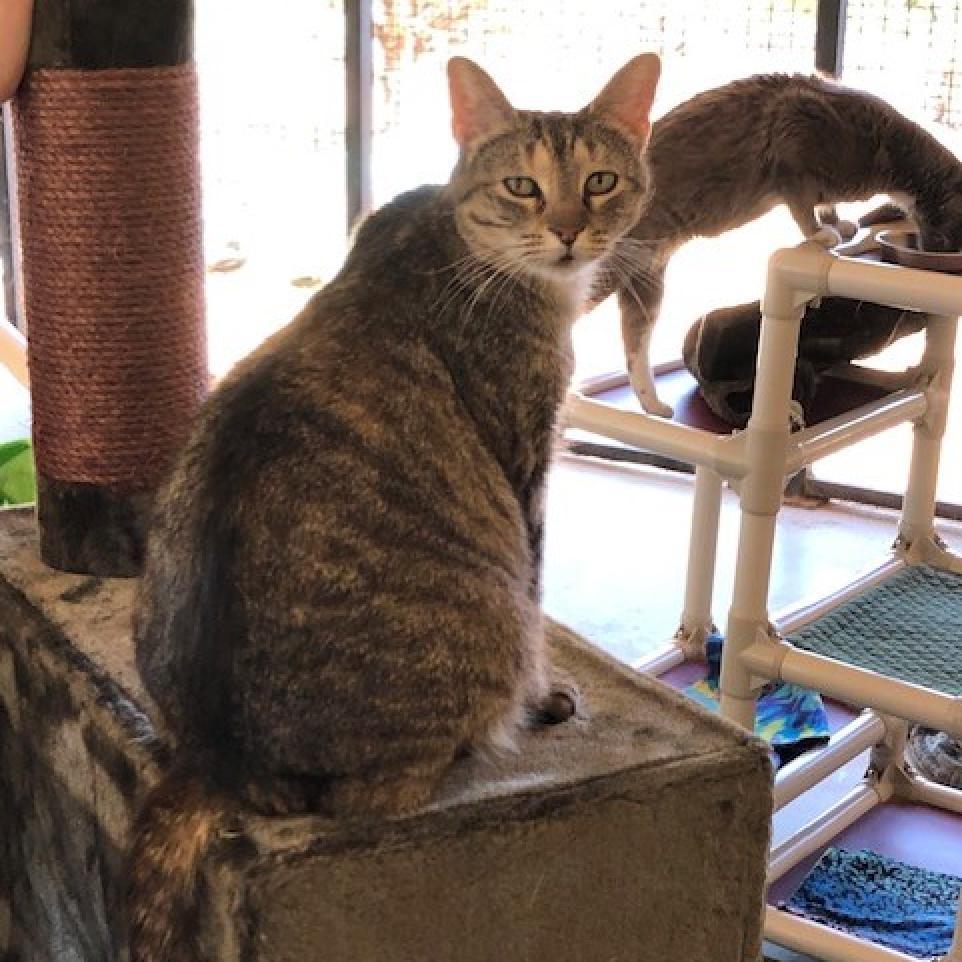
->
446, 55, 660, 288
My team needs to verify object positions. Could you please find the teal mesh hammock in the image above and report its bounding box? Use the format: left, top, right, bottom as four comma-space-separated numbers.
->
788, 564, 962, 696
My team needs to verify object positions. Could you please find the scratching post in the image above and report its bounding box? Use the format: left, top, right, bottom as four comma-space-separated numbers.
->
12, 0, 206, 576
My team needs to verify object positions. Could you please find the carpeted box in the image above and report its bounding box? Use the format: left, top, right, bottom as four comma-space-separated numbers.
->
0, 507, 773, 962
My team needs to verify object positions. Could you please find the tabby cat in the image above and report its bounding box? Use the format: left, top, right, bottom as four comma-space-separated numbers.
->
602, 71, 962, 417
126, 52, 660, 961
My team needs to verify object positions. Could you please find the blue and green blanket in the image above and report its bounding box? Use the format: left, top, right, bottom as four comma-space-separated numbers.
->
685, 632, 831, 767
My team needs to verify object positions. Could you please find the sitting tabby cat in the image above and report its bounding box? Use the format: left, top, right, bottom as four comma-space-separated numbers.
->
602, 71, 962, 417
126, 52, 661, 962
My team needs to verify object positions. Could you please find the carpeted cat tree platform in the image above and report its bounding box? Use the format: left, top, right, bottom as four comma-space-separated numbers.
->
0, 507, 773, 962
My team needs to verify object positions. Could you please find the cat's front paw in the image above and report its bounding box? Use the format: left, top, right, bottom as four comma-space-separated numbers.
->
530, 677, 581, 726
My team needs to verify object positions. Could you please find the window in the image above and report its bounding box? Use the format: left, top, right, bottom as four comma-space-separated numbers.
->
1, 112, 19, 333
0, 0, 822, 382
3, 0, 962, 506
195, 0, 347, 377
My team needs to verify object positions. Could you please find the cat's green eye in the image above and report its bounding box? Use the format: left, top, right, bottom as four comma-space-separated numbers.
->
503, 176, 541, 199
584, 171, 619, 197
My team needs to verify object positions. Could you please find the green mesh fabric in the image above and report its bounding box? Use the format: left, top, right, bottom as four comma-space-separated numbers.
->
788, 564, 962, 696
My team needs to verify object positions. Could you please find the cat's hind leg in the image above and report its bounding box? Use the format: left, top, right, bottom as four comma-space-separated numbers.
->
618, 274, 673, 418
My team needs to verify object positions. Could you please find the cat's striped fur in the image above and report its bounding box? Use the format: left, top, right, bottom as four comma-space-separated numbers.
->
126, 53, 660, 961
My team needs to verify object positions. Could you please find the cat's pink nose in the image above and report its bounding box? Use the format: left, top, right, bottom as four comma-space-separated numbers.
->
550, 226, 582, 247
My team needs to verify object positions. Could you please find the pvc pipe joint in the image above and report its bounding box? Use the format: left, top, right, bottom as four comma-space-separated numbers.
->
762, 242, 833, 317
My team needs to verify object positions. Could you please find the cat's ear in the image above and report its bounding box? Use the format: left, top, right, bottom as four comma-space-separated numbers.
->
589, 53, 661, 147
447, 57, 515, 150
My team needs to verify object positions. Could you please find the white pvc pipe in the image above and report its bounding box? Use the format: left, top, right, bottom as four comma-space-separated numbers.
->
922, 539, 962, 573
768, 781, 885, 884
742, 641, 962, 736
575, 369, 631, 395
720, 254, 807, 731
765, 906, 924, 962
828, 254, 962, 317
725, 241, 962, 962
564, 392, 747, 478
903, 773, 962, 815
774, 711, 887, 811
902, 420, 946, 546
680, 466, 723, 638
720, 511, 781, 730
784, 388, 928, 475
575, 358, 685, 397
900, 315, 957, 547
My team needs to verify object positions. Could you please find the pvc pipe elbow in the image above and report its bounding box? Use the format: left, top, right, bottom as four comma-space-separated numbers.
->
762, 242, 834, 317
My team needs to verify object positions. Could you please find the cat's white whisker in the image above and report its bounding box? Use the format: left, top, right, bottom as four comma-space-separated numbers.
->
457, 252, 518, 335
606, 255, 656, 325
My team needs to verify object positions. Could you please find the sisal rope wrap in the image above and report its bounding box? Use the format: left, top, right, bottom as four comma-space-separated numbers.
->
14, 64, 208, 490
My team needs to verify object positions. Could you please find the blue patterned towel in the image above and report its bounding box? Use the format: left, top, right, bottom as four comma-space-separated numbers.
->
685, 632, 830, 767
782, 847, 962, 958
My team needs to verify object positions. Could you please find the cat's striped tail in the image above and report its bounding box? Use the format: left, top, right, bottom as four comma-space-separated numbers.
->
126, 769, 226, 962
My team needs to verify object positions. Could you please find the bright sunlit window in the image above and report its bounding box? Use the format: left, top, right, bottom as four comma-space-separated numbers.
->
4, 0, 962, 500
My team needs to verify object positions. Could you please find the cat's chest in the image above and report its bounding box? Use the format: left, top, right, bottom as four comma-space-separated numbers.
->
480, 331, 569, 419
436, 278, 576, 483
468, 339, 570, 491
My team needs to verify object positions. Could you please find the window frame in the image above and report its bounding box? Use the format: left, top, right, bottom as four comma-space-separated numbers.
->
1, 106, 23, 334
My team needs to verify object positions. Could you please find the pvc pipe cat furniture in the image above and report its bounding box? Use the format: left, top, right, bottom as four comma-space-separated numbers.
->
568, 239, 962, 962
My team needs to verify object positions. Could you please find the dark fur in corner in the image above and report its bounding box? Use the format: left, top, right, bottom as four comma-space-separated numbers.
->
683, 296, 926, 427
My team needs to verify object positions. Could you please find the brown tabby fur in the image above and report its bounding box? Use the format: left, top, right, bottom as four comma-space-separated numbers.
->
126, 53, 660, 961
601, 72, 962, 416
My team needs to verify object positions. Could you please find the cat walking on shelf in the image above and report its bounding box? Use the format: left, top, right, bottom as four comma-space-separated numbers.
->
125, 52, 661, 962
603, 71, 962, 417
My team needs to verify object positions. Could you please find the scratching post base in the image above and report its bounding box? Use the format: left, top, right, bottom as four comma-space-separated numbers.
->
35, 477, 152, 576
0, 508, 772, 962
